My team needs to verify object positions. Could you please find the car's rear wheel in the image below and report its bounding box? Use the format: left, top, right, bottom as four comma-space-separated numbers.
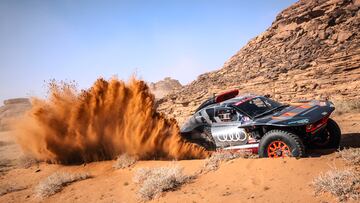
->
199, 127, 217, 150
181, 126, 216, 151
309, 118, 341, 149
259, 130, 305, 158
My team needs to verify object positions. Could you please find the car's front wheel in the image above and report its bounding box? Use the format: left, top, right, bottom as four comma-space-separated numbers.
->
259, 130, 305, 158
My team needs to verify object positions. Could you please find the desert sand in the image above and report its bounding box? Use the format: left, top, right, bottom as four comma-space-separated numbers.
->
0, 113, 359, 203
1, 0, 359, 202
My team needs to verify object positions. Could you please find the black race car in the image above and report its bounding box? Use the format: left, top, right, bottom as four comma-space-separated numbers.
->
180, 90, 341, 158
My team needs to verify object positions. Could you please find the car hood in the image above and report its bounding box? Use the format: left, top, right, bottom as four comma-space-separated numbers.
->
251, 100, 335, 126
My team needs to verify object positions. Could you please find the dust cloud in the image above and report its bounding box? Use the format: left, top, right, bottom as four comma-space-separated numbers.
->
14, 78, 208, 164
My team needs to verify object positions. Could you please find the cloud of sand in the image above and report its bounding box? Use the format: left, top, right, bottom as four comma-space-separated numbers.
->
14, 78, 208, 164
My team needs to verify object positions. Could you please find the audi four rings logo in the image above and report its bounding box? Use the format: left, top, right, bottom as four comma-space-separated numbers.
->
213, 128, 247, 142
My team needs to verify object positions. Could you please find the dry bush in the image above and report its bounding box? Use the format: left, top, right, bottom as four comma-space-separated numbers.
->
0, 184, 26, 196
337, 148, 360, 166
334, 100, 360, 114
133, 164, 190, 201
203, 151, 257, 172
35, 172, 91, 198
113, 154, 137, 169
312, 168, 360, 202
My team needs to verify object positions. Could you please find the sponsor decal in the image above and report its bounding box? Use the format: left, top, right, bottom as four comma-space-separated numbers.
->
271, 116, 287, 120
212, 127, 248, 142
300, 106, 318, 116
282, 112, 297, 117
288, 119, 310, 124
299, 104, 312, 109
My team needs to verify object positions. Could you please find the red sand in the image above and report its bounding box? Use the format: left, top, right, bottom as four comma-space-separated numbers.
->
0, 113, 359, 203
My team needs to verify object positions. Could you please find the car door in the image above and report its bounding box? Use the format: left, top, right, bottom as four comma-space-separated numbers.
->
210, 106, 249, 148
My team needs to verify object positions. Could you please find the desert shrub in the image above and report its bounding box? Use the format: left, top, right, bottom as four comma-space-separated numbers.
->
203, 151, 257, 172
113, 154, 137, 169
334, 100, 360, 114
35, 172, 91, 198
337, 148, 360, 166
0, 184, 26, 196
133, 164, 190, 201
312, 168, 360, 202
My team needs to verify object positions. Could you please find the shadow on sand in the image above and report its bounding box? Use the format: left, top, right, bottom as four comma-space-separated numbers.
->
307, 133, 360, 157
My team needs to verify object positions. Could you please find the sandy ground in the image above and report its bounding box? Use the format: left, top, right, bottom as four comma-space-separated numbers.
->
0, 113, 359, 203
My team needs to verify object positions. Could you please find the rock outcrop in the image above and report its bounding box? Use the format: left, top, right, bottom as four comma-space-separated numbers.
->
158, 0, 360, 124
149, 77, 182, 99
0, 98, 31, 131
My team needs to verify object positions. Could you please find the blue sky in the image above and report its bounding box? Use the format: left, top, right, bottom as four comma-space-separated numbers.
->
0, 0, 297, 103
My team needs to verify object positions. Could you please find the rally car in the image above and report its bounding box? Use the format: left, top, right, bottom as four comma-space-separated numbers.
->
180, 90, 341, 158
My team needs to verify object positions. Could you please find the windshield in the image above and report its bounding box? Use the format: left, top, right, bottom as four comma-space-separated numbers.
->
235, 97, 283, 118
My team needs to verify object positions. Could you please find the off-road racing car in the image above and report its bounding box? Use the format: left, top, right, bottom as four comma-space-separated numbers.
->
180, 90, 341, 158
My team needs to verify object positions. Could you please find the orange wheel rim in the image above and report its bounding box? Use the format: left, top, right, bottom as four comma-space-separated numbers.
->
267, 141, 291, 158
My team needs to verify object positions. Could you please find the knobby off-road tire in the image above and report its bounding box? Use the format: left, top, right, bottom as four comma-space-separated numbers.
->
183, 126, 216, 151
259, 130, 305, 158
310, 118, 341, 149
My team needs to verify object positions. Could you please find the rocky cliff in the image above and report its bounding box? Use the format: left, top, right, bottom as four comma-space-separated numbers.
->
149, 77, 182, 99
0, 98, 31, 131
158, 0, 360, 124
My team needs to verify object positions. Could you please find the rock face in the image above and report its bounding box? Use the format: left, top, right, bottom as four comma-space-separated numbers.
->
0, 98, 31, 131
158, 0, 360, 124
149, 77, 183, 99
